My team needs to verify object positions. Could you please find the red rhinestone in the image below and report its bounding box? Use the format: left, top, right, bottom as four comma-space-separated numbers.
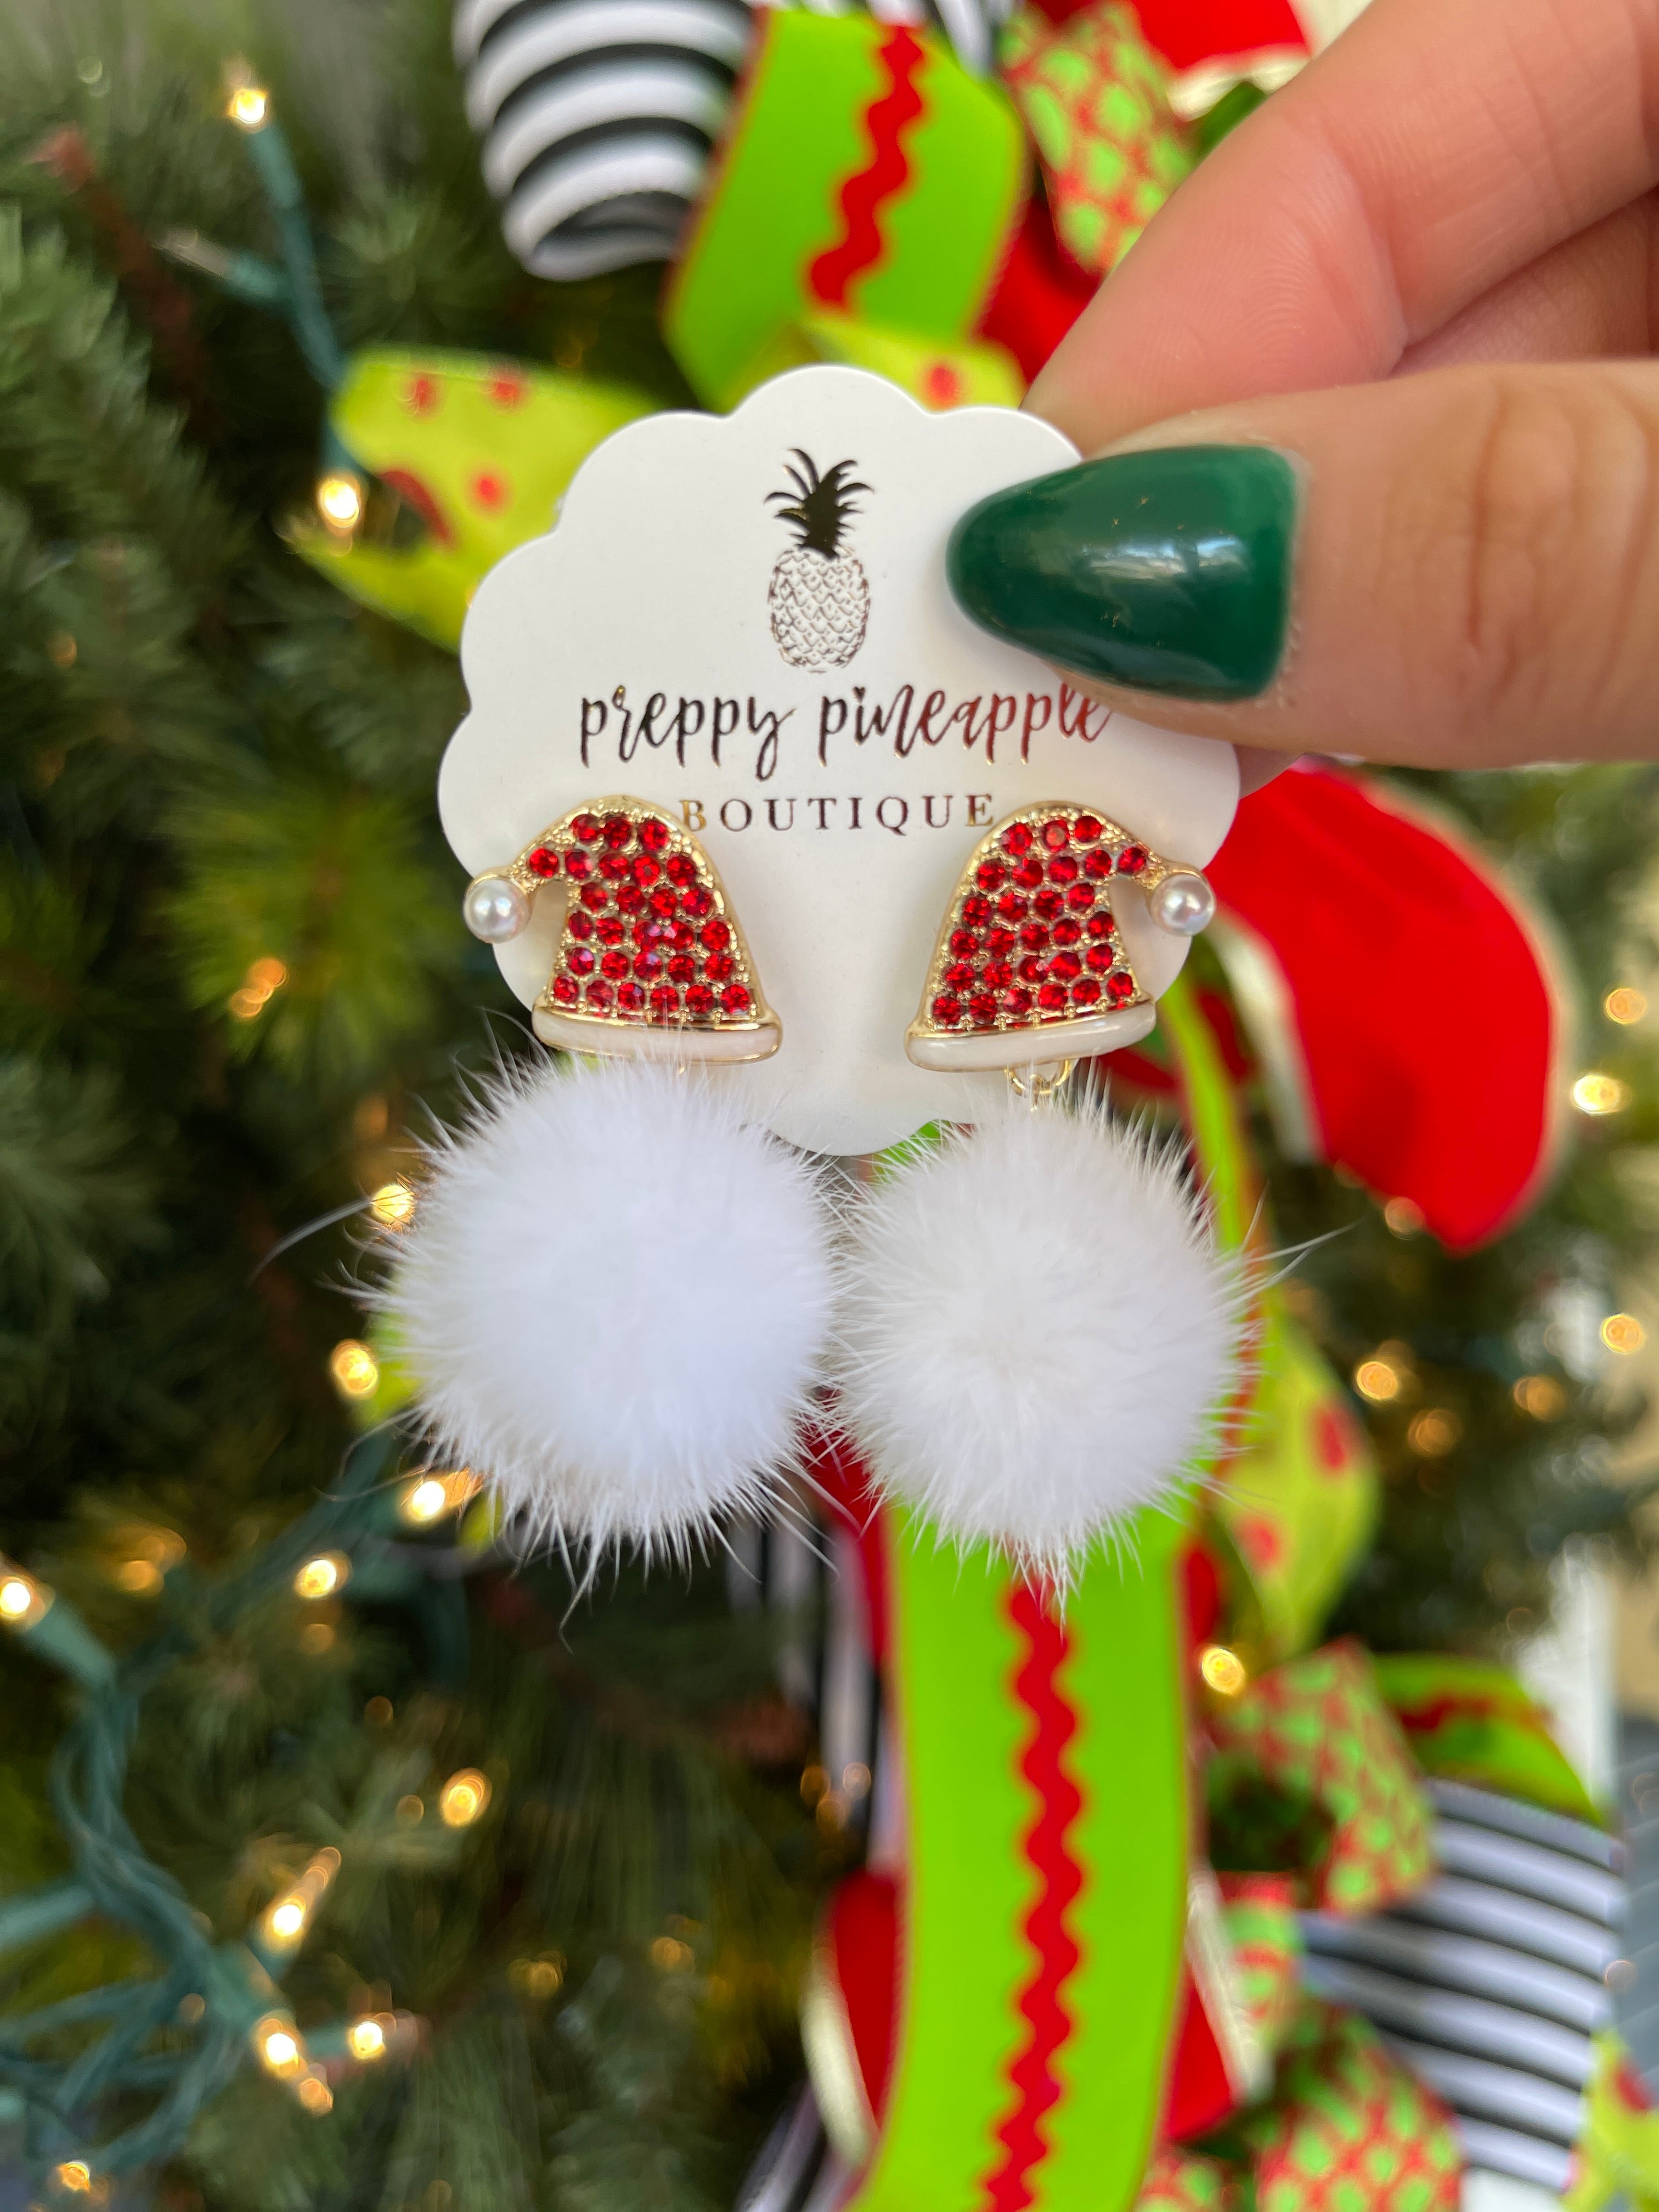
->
562, 850, 591, 881
1048, 854, 1080, 885
685, 983, 715, 1018
1084, 849, 1114, 881
571, 812, 602, 844
1066, 882, 1096, 911
631, 854, 662, 888
968, 992, 998, 1026
1085, 912, 1117, 941
568, 911, 594, 942
1116, 844, 1149, 876
670, 920, 695, 951
961, 894, 993, 929
705, 952, 735, 983
682, 885, 714, 919
648, 985, 679, 1020
1037, 981, 1069, 1012
639, 817, 670, 853
1002, 822, 1035, 856
1033, 889, 1064, 922
633, 950, 663, 981
568, 946, 596, 977
1019, 922, 1049, 952
720, 983, 752, 1015
1052, 917, 1082, 947
550, 974, 579, 1006
1086, 943, 1118, 973
636, 917, 671, 949
700, 917, 731, 952
986, 926, 1017, 956
602, 814, 632, 850
995, 891, 1028, 923
1106, 970, 1138, 1006
586, 979, 613, 1010
944, 960, 977, 990
1017, 955, 1045, 985
1073, 815, 1103, 844
601, 950, 629, 980
1072, 977, 1102, 1007
1013, 856, 1045, 891
579, 883, 610, 912
1003, 988, 1033, 1018
1041, 819, 1070, 851
526, 845, 559, 878
950, 929, 979, 960
599, 853, 630, 882
667, 953, 696, 984
983, 958, 1014, 990
976, 860, 1006, 892
595, 913, 625, 945
647, 886, 678, 919
1049, 950, 1082, 984
616, 885, 644, 915
932, 994, 964, 1026
616, 981, 645, 1013
665, 851, 698, 887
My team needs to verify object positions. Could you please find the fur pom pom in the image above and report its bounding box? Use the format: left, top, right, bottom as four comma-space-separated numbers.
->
379, 1059, 835, 1563
835, 1100, 1242, 1583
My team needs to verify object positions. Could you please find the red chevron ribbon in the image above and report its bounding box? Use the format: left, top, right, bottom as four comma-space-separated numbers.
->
807, 26, 927, 306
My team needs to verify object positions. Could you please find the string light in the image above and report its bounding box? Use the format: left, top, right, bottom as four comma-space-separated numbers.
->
1353, 1357, 1403, 1404
224, 79, 270, 131
1606, 986, 1647, 1025
1382, 1197, 1424, 1237
257, 1847, 341, 1955
1602, 1313, 1647, 1355
253, 2015, 305, 2078
650, 1935, 693, 1971
397, 1469, 482, 1526
438, 1769, 490, 1828
0, 1558, 50, 1631
228, 956, 287, 1022
1407, 1407, 1462, 1457
510, 1955, 563, 1997
295, 2070, 333, 2114
316, 472, 365, 533
1513, 1374, 1566, 1419
328, 1339, 379, 1401
292, 1552, 350, 1601
1572, 1071, 1631, 1116
1199, 1644, 1248, 1696
347, 2016, 387, 2062
370, 1180, 415, 1227
54, 2161, 94, 2193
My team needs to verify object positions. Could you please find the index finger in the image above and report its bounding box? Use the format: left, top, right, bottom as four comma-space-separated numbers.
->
1030, 0, 1659, 449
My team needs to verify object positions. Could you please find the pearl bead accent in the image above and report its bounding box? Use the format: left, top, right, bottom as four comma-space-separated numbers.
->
1147, 871, 1215, 936
463, 873, 530, 943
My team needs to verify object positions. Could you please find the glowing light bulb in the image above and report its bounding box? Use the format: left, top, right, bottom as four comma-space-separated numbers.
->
329, 1339, 379, 1401
55, 2162, 93, 2193
1407, 1408, 1462, 1457
1353, 1358, 1402, 1403
226, 83, 269, 129
348, 2016, 387, 2062
1, 1576, 36, 1620
269, 1899, 306, 1940
438, 1769, 490, 1827
1513, 1374, 1566, 1419
371, 1180, 415, 1227
293, 1552, 349, 1601
400, 1476, 448, 1525
257, 2022, 302, 2076
316, 472, 365, 532
1603, 1312, 1647, 1355
1606, 986, 1647, 1025
0, 1561, 48, 1629
1199, 1644, 1247, 1697
1572, 1071, 1631, 1116
295, 2069, 333, 2113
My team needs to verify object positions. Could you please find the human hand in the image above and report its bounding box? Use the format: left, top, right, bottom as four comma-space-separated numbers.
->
949, 0, 1659, 778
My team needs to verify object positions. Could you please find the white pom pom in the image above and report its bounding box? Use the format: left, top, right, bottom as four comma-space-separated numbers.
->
379, 1059, 835, 1564
835, 1099, 1241, 1584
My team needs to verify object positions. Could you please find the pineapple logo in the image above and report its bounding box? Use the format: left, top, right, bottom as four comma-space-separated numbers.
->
766, 449, 872, 672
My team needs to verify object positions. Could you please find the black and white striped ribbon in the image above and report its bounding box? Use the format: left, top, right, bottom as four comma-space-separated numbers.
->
1304, 1779, 1625, 2195
454, 0, 1016, 283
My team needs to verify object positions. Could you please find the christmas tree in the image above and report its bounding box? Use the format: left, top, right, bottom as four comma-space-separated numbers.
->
2, 0, 1657, 2204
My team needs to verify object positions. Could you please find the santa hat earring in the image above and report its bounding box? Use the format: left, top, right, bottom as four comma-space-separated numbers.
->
377, 803, 831, 1569
837, 804, 1240, 1587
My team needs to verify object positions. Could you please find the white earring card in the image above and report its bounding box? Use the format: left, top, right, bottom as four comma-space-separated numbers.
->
438, 365, 1238, 1156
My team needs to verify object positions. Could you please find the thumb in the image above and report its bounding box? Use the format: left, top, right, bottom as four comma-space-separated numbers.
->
949, 362, 1659, 768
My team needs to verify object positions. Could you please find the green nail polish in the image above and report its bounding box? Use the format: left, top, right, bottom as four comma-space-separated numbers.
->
947, 444, 1297, 702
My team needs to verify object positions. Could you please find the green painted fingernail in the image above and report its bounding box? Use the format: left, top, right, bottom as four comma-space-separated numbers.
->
947, 444, 1298, 701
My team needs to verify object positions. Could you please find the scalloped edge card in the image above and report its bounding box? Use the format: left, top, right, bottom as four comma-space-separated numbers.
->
438, 366, 1238, 1156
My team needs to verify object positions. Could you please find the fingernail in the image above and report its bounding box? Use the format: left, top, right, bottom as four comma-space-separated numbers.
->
947, 444, 1297, 701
